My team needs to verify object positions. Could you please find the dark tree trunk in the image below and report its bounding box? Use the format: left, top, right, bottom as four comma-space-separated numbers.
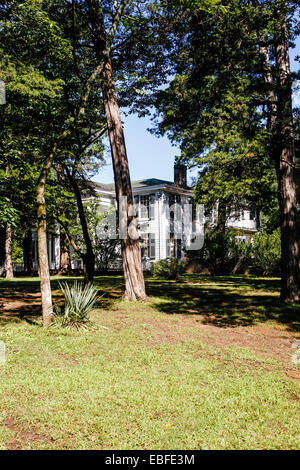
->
70, 177, 95, 282
55, 163, 72, 276
258, 3, 300, 302
5, 225, 13, 279
23, 229, 33, 276
274, 4, 299, 302
217, 200, 227, 234
0, 227, 5, 273
58, 229, 71, 275
87, 0, 146, 300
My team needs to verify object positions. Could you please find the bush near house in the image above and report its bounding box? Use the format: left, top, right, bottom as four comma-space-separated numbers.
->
186, 228, 281, 276
250, 228, 281, 276
151, 258, 186, 280
187, 230, 250, 276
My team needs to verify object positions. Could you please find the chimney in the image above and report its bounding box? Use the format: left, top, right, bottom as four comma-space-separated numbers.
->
174, 164, 187, 187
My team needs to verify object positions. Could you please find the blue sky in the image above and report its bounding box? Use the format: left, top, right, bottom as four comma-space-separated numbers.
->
95, 37, 300, 186
97, 113, 179, 185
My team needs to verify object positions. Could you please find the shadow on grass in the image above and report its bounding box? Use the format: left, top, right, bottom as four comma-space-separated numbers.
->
0, 275, 121, 324
145, 275, 300, 332
1, 274, 299, 332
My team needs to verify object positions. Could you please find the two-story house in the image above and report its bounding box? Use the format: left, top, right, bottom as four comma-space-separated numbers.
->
30, 164, 259, 272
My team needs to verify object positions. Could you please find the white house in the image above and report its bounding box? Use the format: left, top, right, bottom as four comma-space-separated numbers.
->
29, 165, 259, 272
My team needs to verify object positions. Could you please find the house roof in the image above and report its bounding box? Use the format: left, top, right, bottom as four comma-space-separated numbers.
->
132, 178, 174, 188
90, 178, 193, 197
92, 178, 174, 191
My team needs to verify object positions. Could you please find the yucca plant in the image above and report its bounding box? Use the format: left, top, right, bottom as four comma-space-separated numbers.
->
55, 281, 98, 330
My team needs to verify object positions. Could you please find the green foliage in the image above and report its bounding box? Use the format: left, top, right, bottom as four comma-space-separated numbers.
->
54, 281, 98, 330
250, 229, 281, 276
67, 198, 121, 272
188, 228, 281, 276
191, 230, 250, 275
86, 201, 120, 273
0, 197, 19, 228
151, 258, 186, 280
152, 0, 293, 216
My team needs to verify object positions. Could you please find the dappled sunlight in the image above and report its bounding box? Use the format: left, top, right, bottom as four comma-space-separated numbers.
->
1, 274, 300, 332
144, 275, 300, 332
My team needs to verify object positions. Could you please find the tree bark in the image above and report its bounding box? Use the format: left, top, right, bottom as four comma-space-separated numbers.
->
258, 2, 300, 302
87, 0, 146, 300
37, 149, 56, 327
58, 229, 71, 275
0, 227, 5, 273
216, 199, 227, 234
274, 3, 300, 302
5, 225, 13, 279
23, 229, 33, 276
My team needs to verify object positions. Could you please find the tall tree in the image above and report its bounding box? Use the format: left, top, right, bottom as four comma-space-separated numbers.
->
153, 0, 300, 302
273, 0, 299, 301
87, 0, 147, 300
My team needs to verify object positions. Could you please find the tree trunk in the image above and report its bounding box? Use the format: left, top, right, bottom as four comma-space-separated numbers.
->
58, 229, 71, 275
217, 199, 227, 233
70, 177, 95, 282
23, 229, 33, 276
5, 225, 13, 279
274, 3, 300, 302
0, 227, 6, 274
259, 3, 300, 302
37, 150, 56, 327
87, 0, 146, 300
102, 64, 146, 300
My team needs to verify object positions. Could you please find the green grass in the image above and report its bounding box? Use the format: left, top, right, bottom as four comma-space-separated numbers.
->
0, 274, 299, 449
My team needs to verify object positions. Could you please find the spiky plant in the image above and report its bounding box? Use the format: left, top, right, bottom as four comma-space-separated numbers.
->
55, 281, 98, 330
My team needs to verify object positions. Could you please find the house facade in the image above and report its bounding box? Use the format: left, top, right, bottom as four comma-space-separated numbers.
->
27, 165, 259, 272
89, 168, 199, 270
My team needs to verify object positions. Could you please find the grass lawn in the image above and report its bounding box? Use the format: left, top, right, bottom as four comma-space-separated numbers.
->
0, 273, 299, 450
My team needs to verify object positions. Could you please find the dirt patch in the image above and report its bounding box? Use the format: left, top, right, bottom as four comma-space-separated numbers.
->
140, 314, 300, 367
0, 289, 63, 322
285, 370, 300, 383
5, 416, 48, 450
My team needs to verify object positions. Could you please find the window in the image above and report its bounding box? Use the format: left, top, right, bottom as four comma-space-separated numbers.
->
51, 238, 56, 263
135, 194, 155, 220
166, 237, 170, 258
140, 235, 149, 258
250, 210, 256, 220
134, 195, 139, 217
149, 233, 156, 259
169, 232, 175, 257
169, 194, 181, 220
140, 195, 149, 219
149, 194, 155, 220
140, 233, 155, 258
166, 233, 182, 259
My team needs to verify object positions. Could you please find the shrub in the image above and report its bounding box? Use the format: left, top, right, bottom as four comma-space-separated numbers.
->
54, 281, 98, 330
189, 230, 251, 275
151, 258, 186, 280
250, 228, 281, 275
